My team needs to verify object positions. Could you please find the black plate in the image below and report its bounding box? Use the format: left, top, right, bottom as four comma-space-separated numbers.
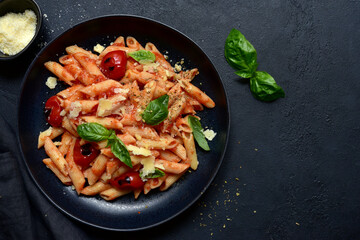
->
18, 15, 230, 231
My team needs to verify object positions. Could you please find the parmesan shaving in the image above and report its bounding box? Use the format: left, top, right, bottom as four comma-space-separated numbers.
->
45, 77, 57, 89
127, 145, 152, 156
68, 102, 82, 118
60, 109, 66, 116
202, 129, 217, 141
140, 157, 155, 176
97, 98, 113, 117
40, 127, 53, 137
93, 44, 105, 54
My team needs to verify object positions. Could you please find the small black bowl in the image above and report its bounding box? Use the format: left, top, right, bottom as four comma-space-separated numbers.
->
0, 0, 42, 61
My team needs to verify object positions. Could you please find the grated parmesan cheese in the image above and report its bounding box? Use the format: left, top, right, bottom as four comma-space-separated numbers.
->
0, 10, 37, 55
45, 77, 57, 89
174, 63, 182, 72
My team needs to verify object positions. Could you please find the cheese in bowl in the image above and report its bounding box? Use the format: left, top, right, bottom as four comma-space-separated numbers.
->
0, 10, 37, 55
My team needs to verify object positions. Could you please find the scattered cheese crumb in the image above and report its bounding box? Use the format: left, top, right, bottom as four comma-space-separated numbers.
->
53, 141, 62, 146
60, 109, 66, 116
45, 77, 57, 89
68, 102, 82, 118
0, 10, 37, 55
296, 222, 300, 226
127, 145, 152, 156
202, 129, 217, 141
174, 63, 182, 72
93, 44, 105, 54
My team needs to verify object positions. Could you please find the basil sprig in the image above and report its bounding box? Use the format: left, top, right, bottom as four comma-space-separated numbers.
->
128, 50, 156, 64
141, 95, 169, 125
225, 28, 285, 102
77, 123, 132, 168
188, 116, 210, 151
139, 169, 165, 179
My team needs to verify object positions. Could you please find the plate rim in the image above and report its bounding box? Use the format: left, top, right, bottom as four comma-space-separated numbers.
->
17, 14, 231, 231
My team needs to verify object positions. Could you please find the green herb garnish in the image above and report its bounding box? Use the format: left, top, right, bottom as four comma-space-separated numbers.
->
140, 169, 165, 179
77, 123, 132, 168
141, 95, 169, 125
188, 116, 210, 151
225, 28, 285, 101
128, 50, 156, 64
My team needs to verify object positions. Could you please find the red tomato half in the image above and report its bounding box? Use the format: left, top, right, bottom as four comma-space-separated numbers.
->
73, 139, 100, 169
110, 172, 145, 190
100, 50, 127, 80
45, 96, 63, 127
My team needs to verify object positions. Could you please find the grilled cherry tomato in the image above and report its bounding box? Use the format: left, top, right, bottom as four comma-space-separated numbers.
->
73, 139, 100, 169
100, 50, 127, 80
45, 96, 63, 127
110, 171, 144, 190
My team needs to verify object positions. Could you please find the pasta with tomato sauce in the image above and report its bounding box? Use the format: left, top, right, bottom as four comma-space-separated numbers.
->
38, 36, 215, 200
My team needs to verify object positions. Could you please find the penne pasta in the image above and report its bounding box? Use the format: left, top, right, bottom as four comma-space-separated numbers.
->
44, 61, 75, 86
179, 80, 215, 108
39, 36, 215, 201
43, 158, 72, 185
65, 140, 86, 194
44, 137, 69, 176
38, 127, 64, 149
81, 182, 112, 196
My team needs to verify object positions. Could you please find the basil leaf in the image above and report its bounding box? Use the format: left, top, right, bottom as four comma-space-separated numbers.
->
77, 123, 132, 168
77, 123, 113, 142
140, 169, 165, 179
142, 95, 169, 125
188, 116, 210, 151
111, 138, 132, 168
225, 28, 258, 78
128, 50, 156, 64
250, 71, 285, 102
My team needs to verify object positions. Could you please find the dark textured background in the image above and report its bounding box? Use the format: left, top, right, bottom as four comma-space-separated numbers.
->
1, 0, 360, 239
